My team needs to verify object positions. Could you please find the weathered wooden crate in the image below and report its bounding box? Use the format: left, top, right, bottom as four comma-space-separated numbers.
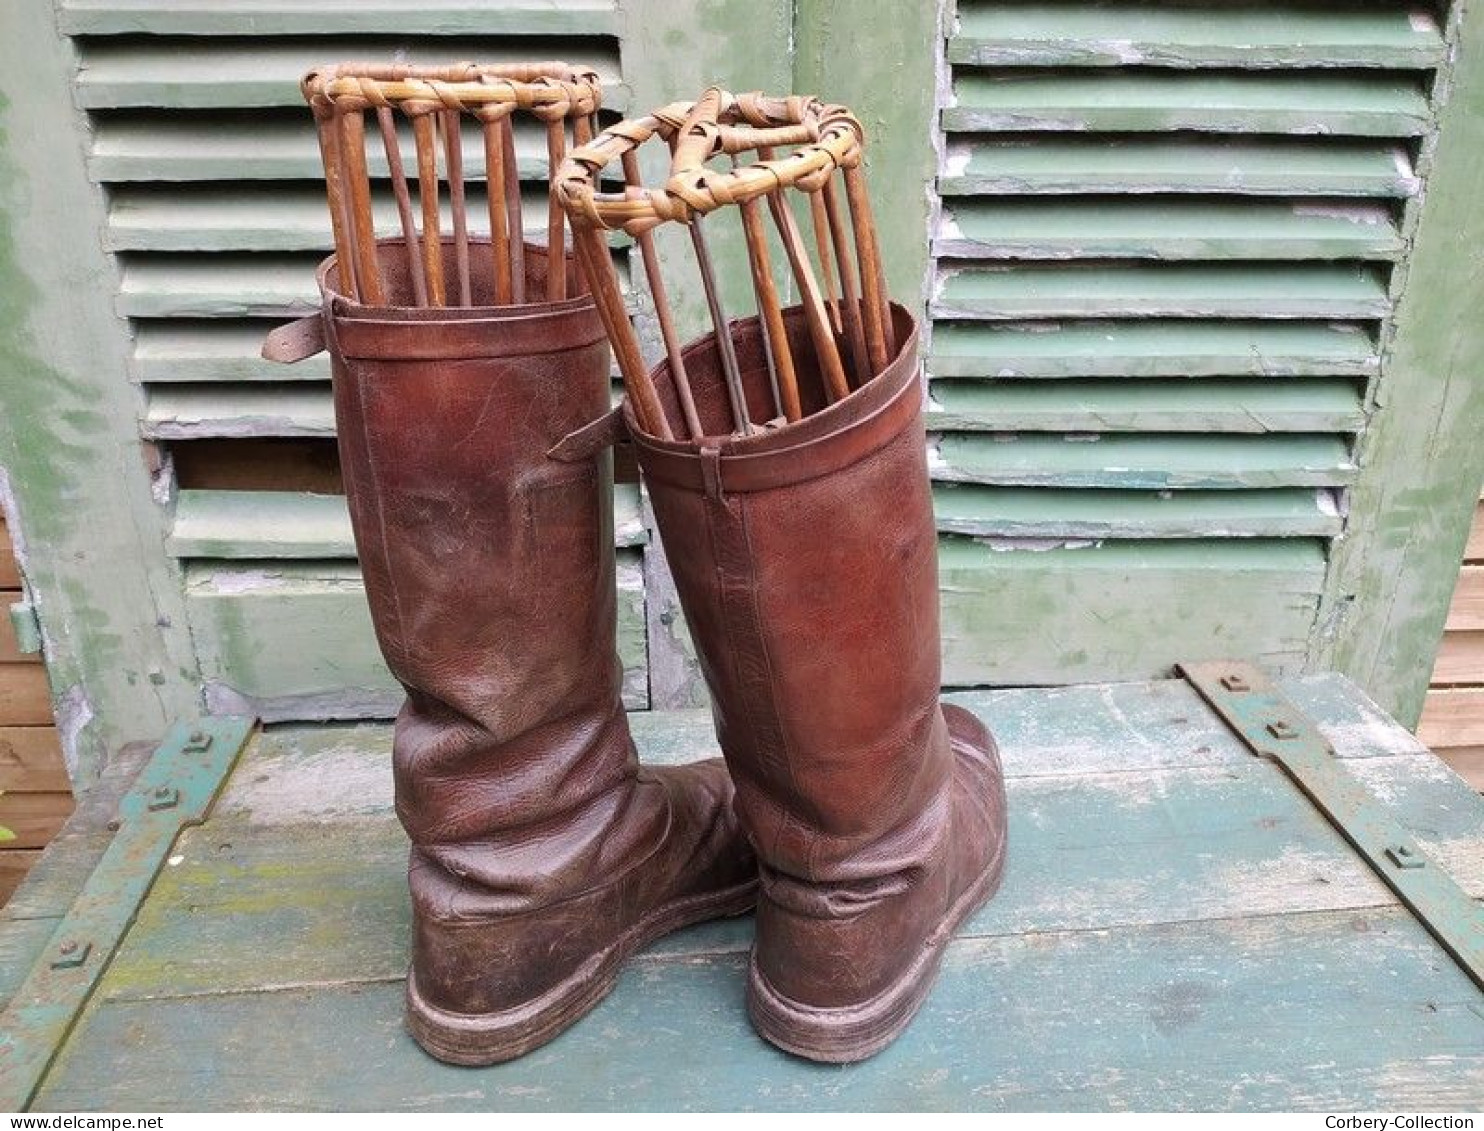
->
2, 669, 1481, 1111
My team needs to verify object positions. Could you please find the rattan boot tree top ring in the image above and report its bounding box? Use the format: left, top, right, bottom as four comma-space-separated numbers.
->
300, 60, 603, 309
556, 87, 895, 443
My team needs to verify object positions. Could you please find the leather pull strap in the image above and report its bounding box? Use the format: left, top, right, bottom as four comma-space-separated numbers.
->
548, 407, 628, 463
699, 445, 724, 501
261, 315, 327, 363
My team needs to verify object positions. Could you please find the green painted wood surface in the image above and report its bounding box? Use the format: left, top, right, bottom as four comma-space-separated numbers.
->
932, 434, 1355, 490
936, 199, 1405, 262
1316, 0, 1484, 726
119, 254, 319, 319
794, 0, 939, 311
134, 322, 330, 384
20, 674, 1484, 1111
168, 486, 647, 558
946, 72, 1431, 137
929, 378, 1366, 434
90, 117, 557, 183
73, 41, 623, 110
181, 556, 650, 720
144, 386, 334, 439
941, 138, 1419, 198
0, 3, 201, 780
950, 2, 1447, 70
59, 0, 621, 36
937, 539, 1326, 685
929, 320, 1378, 379
934, 263, 1389, 320
933, 486, 1340, 540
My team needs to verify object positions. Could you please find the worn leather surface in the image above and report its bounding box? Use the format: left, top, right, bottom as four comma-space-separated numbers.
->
314, 238, 755, 1032
627, 303, 1008, 1017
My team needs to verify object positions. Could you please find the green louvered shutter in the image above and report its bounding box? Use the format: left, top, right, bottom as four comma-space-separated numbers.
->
57, 1, 650, 720
930, 0, 1446, 685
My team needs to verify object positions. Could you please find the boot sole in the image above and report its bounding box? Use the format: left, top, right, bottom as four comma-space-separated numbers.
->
747, 820, 1008, 1064
405, 878, 758, 1066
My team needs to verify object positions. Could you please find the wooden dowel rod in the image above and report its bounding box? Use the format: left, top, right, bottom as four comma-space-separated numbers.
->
767, 192, 850, 405
481, 118, 513, 305
573, 225, 671, 440
545, 119, 567, 302
739, 196, 800, 422
314, 112, 358, 298
338, 111, 383, 304
411, 113, 445, 307
843, 163, 893, 372
808, 188, 841, 334
501, 117, 525, 303
820, 175, 869, 387
690, 215, 753, 436
441, 111, 472, 306
378, 107, 428, 307
622, 151, 702, 439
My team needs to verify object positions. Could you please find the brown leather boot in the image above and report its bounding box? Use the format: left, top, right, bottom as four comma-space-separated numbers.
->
625, 302, 1008, 1063
283, 239, 757, 1064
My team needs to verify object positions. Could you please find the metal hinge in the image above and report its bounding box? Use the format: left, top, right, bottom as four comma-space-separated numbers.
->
0, 715, 257, 1111
1179, 659, 1484, 996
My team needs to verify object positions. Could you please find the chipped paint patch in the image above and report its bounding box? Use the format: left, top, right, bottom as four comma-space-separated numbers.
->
54, 683, 93, 780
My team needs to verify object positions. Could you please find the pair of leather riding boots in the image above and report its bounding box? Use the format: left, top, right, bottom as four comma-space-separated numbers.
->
293, 240, 1007, 1065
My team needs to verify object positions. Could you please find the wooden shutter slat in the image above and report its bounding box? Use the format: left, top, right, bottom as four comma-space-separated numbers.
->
134, 322, 329, 384
59, 0, 620, 37
934, 262, 1390, 320
946, 71, 1431, 137
929, 377, 1366, 434
929, 320, 1378, 379
144, 386, 334, 440
932, 434, 1356, 490
949, 2, 1445, 70
942, 138, 1419, 197
934, 486, 1341, 540
74, 39, 622, 109
936, 199, 1405, 261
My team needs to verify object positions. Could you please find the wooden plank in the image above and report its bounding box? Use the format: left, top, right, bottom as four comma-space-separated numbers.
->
935, 199, 1405, 262
183, 555, 650, 721
946, 72, 1431, 137
928, 378, 1366, 434
938, 538, 1326, 686
1446, 566, 1484, 631
107, 184, 549, 253
38, 907, 1484, 1110
0, 525, 17, 589
145, 385, 333, 440
929, 320, 1378, 379
932, 434, 1355, 490
118, 254, 318, 319
941, 139, 1419, 198
0, 667, 52, 727
1418, 688, 1484, 750
1437, 746, 1484, 792
1315, 0, 1484, 726
0, 591, 40, 664
90, 116, 554, 183
0, 728, 68, 792
1467, 504, 1484, 562
1431, 631, 1484, 687
0, 851, 42, 908
0, 793, 74, 850
60, 0, 619, 36
74, 41, 622, 110
934, 263, 1390, 321
950, 3, 1447, 70
134, 321, 330, 384
934, 486, 1340, 540
168, 486, 647, 559
91, 743, 1484, 1004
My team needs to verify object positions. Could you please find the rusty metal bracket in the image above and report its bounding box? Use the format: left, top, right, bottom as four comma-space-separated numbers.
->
0, 715, 256, 1111
1179, 659, 1484, 994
